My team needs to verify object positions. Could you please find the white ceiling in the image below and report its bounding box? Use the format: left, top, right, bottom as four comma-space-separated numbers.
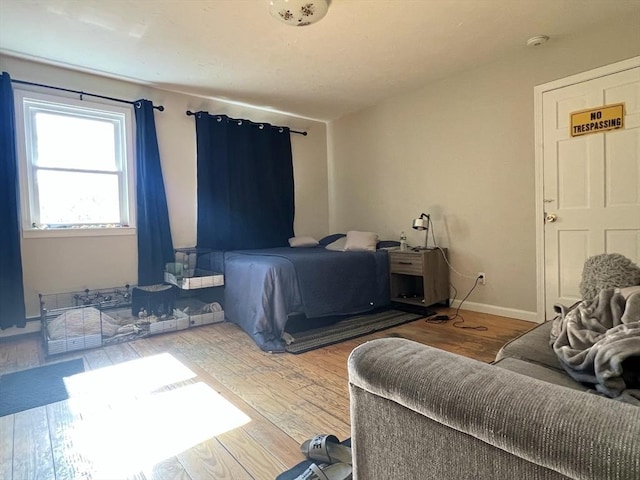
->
1, 0, 639, 121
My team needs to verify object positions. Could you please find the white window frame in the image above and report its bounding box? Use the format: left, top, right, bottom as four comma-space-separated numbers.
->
14, 88, 136, 238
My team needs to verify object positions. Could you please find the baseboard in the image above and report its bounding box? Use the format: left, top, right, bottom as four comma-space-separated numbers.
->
0, 318, 41, 341
448, 299, 538, 323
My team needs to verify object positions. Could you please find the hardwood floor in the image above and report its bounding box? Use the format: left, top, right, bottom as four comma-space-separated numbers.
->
0, 309, 533, 480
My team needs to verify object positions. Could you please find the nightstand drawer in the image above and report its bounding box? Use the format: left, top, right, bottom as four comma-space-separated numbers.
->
389, 252, 423, 275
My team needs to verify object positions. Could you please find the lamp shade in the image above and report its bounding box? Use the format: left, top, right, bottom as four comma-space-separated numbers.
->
269, 0, 329, 26
412, 217, 428, 231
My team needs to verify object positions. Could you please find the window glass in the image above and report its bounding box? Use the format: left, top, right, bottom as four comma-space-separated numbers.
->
36, 170, 121, 225
14, 89, 135, 234
33, 111, 118, 171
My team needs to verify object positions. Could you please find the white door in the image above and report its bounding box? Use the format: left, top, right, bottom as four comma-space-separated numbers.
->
542, 65, 640, 319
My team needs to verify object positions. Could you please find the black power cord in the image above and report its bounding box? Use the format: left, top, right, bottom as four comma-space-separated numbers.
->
421, 215, 487, 330
426, 273, 487, 331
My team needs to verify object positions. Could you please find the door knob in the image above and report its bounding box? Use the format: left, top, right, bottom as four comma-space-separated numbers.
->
545, 213, 558, 223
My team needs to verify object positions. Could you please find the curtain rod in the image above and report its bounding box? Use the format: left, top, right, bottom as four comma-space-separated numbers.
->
186, 110, 307, 136
11, 79, 165, 111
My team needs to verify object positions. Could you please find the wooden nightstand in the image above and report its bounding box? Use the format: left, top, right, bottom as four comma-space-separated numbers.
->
388, 248, 450, 309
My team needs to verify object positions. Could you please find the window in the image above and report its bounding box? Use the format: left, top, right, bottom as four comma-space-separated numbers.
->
14, 89, 135, 237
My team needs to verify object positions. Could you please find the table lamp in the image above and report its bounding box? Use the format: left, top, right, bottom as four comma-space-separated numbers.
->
412, 213, 430, 250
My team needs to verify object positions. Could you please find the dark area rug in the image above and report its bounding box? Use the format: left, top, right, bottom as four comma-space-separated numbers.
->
276, 438, 352, 480
0, 358, 85, 416
284, 308, 428, 354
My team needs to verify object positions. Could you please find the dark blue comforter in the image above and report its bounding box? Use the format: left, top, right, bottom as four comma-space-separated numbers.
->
222, 247, 390, 352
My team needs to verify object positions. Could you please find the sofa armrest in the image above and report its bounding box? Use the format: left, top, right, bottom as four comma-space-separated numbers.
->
348, 338, 640, 480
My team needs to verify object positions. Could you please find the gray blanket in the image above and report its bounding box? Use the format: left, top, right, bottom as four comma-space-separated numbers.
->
551, 288, 640, 405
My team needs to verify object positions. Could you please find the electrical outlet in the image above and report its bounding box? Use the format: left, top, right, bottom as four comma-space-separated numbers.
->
478, 272, 486, 285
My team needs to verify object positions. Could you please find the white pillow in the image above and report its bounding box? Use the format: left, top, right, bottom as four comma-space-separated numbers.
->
325, 236, 348, 251
288, 236, 318, 247
344, 230, 378, 252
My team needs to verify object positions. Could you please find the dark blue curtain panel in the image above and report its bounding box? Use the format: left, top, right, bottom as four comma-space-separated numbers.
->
195, 113, 294, 251
0, 72, 26, 329
134, 99, 174, 286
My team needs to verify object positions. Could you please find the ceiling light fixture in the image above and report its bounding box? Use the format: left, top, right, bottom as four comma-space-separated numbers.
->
269, 0, 329, 27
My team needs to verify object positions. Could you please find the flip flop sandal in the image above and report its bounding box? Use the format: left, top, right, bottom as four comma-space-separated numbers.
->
300, 434, 352, 465
293, 462, 352, 480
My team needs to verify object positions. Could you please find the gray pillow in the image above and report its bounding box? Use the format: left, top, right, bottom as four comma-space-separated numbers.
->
325, 236, 347, 251
579, 253, 640, 301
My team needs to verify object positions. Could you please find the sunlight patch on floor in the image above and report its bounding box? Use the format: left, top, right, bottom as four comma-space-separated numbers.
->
61, 354, 251, 477
64, 353, 196, 406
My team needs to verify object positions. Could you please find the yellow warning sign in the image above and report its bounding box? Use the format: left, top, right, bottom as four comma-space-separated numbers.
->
570, 103, 625, 137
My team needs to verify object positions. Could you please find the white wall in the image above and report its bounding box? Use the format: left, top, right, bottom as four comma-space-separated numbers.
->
328, 16, 640, 320
0, 55, 328, 319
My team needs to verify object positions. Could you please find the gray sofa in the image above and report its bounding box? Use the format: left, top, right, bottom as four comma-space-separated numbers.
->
348, 322, 640, 480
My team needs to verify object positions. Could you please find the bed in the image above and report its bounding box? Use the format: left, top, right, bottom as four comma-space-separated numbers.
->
212, 245, 391, 352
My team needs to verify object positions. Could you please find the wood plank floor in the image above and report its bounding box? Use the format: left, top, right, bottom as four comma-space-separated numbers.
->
0, 309, 534, 480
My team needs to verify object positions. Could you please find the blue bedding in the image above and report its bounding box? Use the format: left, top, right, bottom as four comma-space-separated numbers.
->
222, 247, 390, 352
